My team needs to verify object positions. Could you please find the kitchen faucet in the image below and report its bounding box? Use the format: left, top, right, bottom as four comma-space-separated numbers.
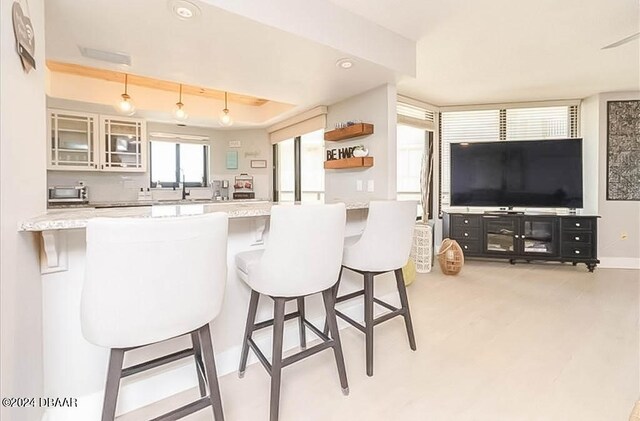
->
180, 168, 190, 200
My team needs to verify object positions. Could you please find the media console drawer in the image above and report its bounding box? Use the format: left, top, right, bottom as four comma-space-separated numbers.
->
563, 218, 592, 231
562, 244, 593, 259
457, 240, 480, 254
451, 215, 481, 228
562, 231, 592, 244
452, 226, 480, 240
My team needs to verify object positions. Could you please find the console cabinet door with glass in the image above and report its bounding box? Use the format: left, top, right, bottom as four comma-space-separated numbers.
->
48, 110, 100, 170
483, 216, 519, 255
520, 217, 559, 257
99, 116, 147, 172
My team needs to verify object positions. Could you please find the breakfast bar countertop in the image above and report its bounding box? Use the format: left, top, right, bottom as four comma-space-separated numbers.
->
19, 200, 369, 232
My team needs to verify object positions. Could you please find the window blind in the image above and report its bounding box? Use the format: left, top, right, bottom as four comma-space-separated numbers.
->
439, 110, 501, 208
397, 102, 436, 130
267, 106, 327, 144
439, 104, 580, 213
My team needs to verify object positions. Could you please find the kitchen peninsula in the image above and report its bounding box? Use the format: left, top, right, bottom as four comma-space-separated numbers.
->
20, 201, 376, 421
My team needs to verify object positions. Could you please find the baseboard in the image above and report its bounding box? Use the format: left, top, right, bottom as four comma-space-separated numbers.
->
599, 257, 640, 270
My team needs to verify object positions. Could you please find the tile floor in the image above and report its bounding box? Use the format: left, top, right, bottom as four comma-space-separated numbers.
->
123, 261, 640, 421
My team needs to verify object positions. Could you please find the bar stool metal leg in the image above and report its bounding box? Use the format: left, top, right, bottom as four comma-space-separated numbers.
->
322, 289, 349, 394
239, 290, 260, 377
394, 269, 417, 351
323, 266, 344, 336
191, 332, 207, 397
198, 324, 225, 421
363, 272, 375, 377
297, 297, 307, 350
102, 348, 125, 421
270, 298, 286, 421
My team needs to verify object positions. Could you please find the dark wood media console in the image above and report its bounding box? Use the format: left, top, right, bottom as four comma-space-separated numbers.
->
443, 212, 600, 272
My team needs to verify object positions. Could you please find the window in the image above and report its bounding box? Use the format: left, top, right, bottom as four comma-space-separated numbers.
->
273, 129, 325, 203
397, 125, 427, 216
397, 97, 437, 219
150, 141, 209, 187
439, 104, 580, 213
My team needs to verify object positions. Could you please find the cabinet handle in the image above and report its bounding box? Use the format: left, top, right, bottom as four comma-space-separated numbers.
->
574, 250, 581, 254
464, 219, 469, 224
463, 245, 468, 250
521, 235, 526, 239
575, 236, 580, 241
575, 222, 581, 227
464, 232, 469, 237
514, 234, 519, 238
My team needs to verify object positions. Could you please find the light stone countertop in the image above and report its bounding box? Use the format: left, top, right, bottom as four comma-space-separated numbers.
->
20, 201, 369, 232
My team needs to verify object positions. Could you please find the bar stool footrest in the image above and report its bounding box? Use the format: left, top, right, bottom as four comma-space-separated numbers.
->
121, 348, 195, 378
282, 340, 335, 367
150, 397, 212, 421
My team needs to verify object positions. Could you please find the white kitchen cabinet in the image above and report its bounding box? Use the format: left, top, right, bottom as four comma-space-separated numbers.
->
99, 116, 147, 172
48, 110, 100, 171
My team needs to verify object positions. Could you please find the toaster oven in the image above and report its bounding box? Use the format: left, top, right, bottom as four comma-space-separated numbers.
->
48, 185, 89, 204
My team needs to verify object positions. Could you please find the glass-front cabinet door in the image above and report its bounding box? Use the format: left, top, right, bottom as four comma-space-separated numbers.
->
521, 218, 558, 256
483, 216, 518, 254
100, 116, 147, 172
48, 110, 99, 170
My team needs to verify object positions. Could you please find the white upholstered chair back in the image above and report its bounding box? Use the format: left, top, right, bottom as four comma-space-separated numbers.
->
81, 213, 228, 348
343, 201, 417, 272
248, 204, 346, 297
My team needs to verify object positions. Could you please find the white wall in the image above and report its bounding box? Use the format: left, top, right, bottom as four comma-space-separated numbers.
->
47, 99, 272, 201
0, 0, 47, 420
580, 95, 600, 214
325, 84, 398, 202
581, 91, 640, 268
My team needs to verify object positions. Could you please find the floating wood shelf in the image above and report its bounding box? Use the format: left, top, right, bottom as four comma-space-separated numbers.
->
324, 123, 374, 141
324, 157, 374, 169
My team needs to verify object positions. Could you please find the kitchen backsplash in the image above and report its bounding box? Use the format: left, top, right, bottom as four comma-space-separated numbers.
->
47, 171, 271, 203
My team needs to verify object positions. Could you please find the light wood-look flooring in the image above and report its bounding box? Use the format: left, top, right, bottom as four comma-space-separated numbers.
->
123, 261, 640, 420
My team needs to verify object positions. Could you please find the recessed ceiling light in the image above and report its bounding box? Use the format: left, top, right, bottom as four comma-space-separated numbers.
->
336, 58, 354, 69
169, 0, 201, 20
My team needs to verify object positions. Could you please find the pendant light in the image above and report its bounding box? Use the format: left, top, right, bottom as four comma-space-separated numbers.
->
173, 84, 188, 121
218, 91, 233, 127
115, 74, 136, 116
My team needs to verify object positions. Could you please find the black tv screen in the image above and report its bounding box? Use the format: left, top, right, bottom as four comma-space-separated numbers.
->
450, 139, 583, 208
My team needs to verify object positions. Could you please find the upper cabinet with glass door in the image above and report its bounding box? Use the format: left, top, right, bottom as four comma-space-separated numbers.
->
99, 116, 147, 172
48, 110, 100, 170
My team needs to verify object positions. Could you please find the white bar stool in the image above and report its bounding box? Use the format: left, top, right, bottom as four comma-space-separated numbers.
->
81, 214, 228, 421
326, 200, 418, 376
235, 204, 349, 421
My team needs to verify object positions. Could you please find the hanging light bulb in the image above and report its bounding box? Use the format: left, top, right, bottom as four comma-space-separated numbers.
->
173, 84, 188, 121
115, 74, 136, 116
218, 91, 233, 127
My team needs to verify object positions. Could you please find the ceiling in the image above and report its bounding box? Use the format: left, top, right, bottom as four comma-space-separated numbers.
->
330, 0, 640, 105
45, 0, 639, 122
44, 0, 397, 126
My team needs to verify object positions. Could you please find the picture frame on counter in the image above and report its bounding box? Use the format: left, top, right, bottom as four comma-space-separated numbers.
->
251, 159, 267, 168
226, 150, 238, 169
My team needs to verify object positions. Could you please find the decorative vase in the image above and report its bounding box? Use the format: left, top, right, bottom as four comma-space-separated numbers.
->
402, 258, 417, 285
412, 222, 433, 273
353, 147, 368, 157
437, 238, 464, 275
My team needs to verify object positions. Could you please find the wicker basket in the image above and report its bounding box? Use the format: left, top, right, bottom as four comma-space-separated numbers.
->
437, 238, 464, 275
412, 223, 433, 273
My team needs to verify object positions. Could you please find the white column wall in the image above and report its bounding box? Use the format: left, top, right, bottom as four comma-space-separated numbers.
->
0, 1, 47, 421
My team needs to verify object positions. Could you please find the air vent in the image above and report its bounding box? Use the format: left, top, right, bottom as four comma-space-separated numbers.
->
78, 46, 131, 66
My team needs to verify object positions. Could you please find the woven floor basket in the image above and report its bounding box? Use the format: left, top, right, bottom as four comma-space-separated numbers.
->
437, 238, 465, 275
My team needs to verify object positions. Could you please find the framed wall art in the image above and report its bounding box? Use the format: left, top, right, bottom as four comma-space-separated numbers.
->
607, 100, 640, 201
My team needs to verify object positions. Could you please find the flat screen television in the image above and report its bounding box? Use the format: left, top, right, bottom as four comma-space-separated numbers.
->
450, 139, 583, 208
